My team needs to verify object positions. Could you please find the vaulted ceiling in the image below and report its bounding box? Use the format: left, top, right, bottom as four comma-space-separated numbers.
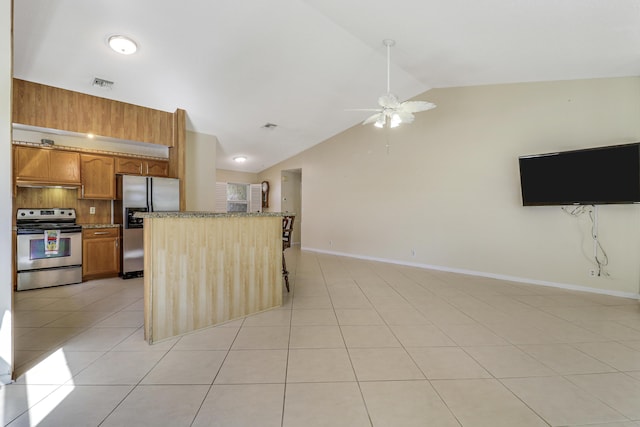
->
13, 0, 640, 172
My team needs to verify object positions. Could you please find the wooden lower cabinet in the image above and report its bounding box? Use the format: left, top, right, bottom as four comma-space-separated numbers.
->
82, 227, 120, 280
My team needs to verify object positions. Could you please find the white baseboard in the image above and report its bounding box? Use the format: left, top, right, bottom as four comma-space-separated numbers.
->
302, 246, 640, 300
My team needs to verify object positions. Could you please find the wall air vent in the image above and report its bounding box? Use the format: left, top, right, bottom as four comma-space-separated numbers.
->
261, 123, 278, 130
92, 77, 114, 89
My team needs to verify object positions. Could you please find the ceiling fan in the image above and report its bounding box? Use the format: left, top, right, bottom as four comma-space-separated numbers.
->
355, 39, 436, 128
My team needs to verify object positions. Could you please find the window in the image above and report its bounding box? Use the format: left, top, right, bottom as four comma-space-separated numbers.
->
227, 182, 248, 212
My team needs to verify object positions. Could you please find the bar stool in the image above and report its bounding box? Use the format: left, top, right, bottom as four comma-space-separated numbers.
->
282, 215, 295, 292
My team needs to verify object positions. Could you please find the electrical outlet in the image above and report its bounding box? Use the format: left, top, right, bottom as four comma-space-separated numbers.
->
89, 206, 96, 215
589, 269, 597, 277
411, 248, 416, 257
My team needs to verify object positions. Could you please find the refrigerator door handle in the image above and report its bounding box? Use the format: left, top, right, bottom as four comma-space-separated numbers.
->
148, 177, 153, 212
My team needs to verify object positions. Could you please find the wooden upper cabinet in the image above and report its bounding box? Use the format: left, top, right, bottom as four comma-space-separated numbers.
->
14, 146, 49, 181
115, 157, 169, 177
49, 150, 81, 183
145, 160, 169, 177
80, 154, 115, 199
13, 79, 174, 147
14, 146, 81, 184
115, 157, 144, 175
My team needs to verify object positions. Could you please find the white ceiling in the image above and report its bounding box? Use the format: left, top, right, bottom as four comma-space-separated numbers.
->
13, 0, 640, 172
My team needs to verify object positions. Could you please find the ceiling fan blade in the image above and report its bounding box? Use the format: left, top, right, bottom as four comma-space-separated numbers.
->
362, 112, 384, 125
400, 100, 437, 113
346, 41, 435, 126
378, 94, 400, 108
395, 110, 415, 124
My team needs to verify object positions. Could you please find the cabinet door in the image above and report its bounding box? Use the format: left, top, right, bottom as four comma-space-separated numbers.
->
49, 150, 81, 183
80, 154, 115, 199
82, 229, 120, 279
14, 146, 50, 181
115, 157, 143, 175
145, 160, 169, 177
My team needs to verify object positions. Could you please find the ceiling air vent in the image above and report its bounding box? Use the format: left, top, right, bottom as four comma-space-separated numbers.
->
261, 123, 278, 130
92, 77, 114, 89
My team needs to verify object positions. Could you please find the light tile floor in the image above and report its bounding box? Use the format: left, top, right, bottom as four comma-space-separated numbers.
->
3, 248, 640, 426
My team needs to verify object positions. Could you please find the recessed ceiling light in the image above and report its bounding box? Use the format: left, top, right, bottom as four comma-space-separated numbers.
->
233, 156, 247, 163
108, 35, 137, 55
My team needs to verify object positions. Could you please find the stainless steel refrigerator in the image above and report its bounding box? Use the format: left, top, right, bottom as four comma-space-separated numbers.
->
116, 175, 180, 278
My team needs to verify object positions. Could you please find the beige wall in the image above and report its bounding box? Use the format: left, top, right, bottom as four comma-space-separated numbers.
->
259, 77, 640, 297
216, 169, 259, 184
1, 0, 13, 382
186, 130, 217, 211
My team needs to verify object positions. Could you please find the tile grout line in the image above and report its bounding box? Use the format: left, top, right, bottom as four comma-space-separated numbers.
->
186, 317, 246, 427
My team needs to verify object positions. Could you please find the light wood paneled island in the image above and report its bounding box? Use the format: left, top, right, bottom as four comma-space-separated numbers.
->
136, 211, 284, 343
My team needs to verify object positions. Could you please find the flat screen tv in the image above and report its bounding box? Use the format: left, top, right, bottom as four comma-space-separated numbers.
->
519, 143, 640, 206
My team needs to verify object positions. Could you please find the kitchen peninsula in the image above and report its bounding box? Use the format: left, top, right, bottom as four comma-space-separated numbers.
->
136, 211, 285, 343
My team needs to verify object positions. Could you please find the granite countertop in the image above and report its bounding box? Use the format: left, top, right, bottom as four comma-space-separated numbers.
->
81, 224, 120, 229
134, 211, 295, 219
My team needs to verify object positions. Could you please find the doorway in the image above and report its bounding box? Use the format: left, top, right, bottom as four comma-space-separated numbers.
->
281, 169, 301, 245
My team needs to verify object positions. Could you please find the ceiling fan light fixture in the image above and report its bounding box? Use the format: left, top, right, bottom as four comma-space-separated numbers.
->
390, 113, 402, 128
108, 35, 137, 55
352, 39, 436, 129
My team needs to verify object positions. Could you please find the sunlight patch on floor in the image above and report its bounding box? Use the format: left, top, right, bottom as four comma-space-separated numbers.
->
23, 349, 74, 426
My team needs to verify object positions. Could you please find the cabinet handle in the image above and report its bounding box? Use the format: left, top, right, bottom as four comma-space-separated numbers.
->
146, 163, 149, 175
81, 185, 85, 198
115, 238, 119, 248
139, 163, 143, 174
93, 231, 110, 235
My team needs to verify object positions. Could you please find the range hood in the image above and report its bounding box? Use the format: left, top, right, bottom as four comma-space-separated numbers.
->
16, 181, 81, 190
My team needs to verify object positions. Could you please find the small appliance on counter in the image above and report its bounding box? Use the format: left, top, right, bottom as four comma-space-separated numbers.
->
16, 208, 82, 291
115, 175, 180, 278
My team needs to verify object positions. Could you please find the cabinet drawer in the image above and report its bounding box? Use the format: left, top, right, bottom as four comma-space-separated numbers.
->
83, 227, 119, 239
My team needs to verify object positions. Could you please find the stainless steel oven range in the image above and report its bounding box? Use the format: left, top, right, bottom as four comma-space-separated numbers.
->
16, 208, 83, 291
